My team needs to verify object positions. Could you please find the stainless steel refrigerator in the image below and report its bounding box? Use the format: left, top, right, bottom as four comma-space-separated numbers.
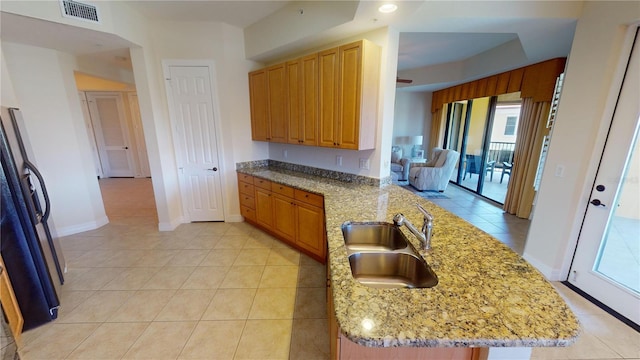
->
1, 106, 65, 330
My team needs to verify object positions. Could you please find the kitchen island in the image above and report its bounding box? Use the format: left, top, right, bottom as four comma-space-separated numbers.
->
237, 164, 580, 359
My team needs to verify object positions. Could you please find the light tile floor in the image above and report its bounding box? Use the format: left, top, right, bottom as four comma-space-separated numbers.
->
13, 179, 638, 360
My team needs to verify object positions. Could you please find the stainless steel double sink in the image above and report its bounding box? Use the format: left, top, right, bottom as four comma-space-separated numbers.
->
341, 221, 438, 289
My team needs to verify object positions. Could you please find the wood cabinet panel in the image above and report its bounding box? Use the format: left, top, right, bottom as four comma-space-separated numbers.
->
319, 47, 340, 147
272, 193, 297, 244
272, 183, 295, 198
296, 202, 325, 257
0, 255, 23, 346
254, 178, 271, 190
238, 173, 254, 184
239, 194, 255, 209
295, 189, 323, 208
249, 69, 269, 141
337, 42, 361, 149
301, 54, 319, 145
287, 60, 302, 144
240, 205, 256, 222
267, 64, 288, 143
239, 182, 255, 196
255, 188, 273, 228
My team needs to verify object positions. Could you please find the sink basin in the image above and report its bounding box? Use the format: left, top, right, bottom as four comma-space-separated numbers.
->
342, 222, 408, 251
348, 252, 438, 289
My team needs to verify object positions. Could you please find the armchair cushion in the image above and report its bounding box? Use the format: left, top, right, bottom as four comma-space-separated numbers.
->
409, 148, 460, 192
390, 146, 410, 181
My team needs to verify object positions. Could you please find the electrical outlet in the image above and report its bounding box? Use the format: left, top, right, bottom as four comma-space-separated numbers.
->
336, 155, 343, 166
359, 158, 370, 170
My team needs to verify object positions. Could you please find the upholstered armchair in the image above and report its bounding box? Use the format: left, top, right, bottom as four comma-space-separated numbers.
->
390, 146, 410, 181
409, 148, 460, 192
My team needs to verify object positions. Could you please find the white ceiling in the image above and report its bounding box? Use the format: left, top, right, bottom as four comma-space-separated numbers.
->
128, 0, 290, 28
0, 1, 582, 90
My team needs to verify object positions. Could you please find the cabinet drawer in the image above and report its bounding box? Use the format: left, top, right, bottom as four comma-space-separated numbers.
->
241, 205, 256, 222
238, 181, 255, 196
254, 178, 272, 190
240, 194, 255, 209
238, 173, 254, 184
272, 183, 295, 198
295, 189, 323, 208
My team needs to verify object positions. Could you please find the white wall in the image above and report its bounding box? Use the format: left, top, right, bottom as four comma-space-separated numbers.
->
1, 42, 108, 235
148, 20, 267, 221
392, 90, 432, 158
524, 2, 640, 280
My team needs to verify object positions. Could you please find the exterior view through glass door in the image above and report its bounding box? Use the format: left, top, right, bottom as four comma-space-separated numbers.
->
444, 93, 521, 203
568, 28, 639, 326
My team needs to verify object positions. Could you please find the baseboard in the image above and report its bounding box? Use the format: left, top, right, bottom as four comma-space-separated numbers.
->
225, 214, 244, 222
522, 253, 563, 281
54, 216, 109, 237
158, 216, 183, 232
561, 281, 639, 332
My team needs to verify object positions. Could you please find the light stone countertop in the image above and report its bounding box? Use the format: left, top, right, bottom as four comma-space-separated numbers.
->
237, 167, 581, 348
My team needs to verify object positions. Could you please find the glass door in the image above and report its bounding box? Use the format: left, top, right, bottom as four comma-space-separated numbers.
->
568, 29, 639, 325
444, 95, 521, 204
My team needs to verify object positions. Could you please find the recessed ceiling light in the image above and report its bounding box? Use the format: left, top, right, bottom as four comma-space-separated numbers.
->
378, 4, 398, 13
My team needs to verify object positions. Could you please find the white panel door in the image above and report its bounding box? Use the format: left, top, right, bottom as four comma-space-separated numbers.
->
86, 92, 135, 177
168, 65, 224, 221
78, 91, 103, 178
568, 28, 640, 325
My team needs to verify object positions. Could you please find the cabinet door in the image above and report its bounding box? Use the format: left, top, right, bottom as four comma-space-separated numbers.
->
272, 194, 296, 244
267, 64, 288, 143
249, 69, 269, 141
287, 60, 302, 144
337, 42, 362, 150
255, 188, 274, 228
301, 54, 319, 146
318, 48, 339, 148
296, 202, 325, 258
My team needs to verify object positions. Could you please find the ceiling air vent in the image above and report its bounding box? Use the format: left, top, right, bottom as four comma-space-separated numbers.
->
60, 0, 100, 23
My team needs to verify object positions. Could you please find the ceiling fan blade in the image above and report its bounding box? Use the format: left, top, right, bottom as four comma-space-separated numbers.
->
396, 77, 413, 84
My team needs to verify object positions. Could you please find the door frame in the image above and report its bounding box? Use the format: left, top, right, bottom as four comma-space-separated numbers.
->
161, 59, 227, 222
565, 26, 639, 325
560, 24, 640, 281
86, 91, 136, 178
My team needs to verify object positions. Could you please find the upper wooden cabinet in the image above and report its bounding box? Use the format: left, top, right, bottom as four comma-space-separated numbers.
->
267, 64, 288, 143
287, 56, 319, 146
248, 65, 288, 143
249, 69, 269, 141
249, 39, 380, 150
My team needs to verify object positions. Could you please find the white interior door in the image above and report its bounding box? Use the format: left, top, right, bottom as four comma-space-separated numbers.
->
78, 91, 103, 178
86, 92, 135, 177
167, 65, 224, 222
568, 28, 640, 325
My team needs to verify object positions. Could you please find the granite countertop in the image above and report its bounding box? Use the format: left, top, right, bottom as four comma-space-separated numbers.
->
237, 166, 580, 348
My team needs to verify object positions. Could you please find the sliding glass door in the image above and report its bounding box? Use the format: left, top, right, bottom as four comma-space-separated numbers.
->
444, 93, 521, 203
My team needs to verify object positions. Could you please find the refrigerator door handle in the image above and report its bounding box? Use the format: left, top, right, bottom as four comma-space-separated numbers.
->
24, 160, 50, 222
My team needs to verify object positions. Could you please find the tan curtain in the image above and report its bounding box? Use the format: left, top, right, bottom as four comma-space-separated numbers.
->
503, 98, 551, 218
429, 107, 446, 150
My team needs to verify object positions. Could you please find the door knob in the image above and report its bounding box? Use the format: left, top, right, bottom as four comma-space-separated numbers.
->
590, 199, 606, 207
208, 167, 218, 171
596, 185, 605, 192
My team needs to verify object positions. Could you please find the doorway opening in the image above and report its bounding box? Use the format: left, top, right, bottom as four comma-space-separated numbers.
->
443, 92, 521, 203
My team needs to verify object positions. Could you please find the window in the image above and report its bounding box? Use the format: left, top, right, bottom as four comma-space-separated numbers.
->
504, 116, 517, 135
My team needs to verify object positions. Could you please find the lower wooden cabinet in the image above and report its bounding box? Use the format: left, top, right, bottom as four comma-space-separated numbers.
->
237, 173, 326, 262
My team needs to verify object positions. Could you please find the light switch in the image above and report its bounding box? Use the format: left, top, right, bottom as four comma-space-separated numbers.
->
336, 156, 343, 166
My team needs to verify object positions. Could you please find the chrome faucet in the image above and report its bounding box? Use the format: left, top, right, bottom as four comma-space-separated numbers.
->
393, 204, 434, 251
